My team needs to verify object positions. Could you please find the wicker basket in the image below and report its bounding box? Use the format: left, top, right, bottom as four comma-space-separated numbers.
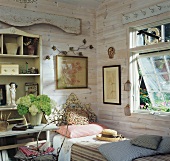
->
0, 121, 8, 132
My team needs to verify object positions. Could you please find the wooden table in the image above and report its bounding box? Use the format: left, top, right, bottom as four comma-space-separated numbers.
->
0, 124, 57, 150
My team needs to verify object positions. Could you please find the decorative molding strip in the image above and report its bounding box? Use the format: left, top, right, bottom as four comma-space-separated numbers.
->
122, 1, 170, 24
0, 6, 81, 34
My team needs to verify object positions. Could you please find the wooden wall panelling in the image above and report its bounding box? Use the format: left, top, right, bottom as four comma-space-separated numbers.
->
0, 6, 81, 34
96, 0, 170, 138
0, 0, 169, 138
0, 1, 98, 114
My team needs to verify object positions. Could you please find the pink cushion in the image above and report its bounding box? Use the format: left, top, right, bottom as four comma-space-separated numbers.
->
55, 123, 107, 138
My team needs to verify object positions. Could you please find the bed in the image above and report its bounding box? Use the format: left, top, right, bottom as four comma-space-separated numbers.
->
51, 93, 170, 161
51, 93, 106, 160
71, 142, 170, 161
52, 134, 106, 161
53, 134, 170, 161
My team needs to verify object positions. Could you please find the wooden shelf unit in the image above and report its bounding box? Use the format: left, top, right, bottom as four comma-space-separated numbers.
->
0, 27, 42, 124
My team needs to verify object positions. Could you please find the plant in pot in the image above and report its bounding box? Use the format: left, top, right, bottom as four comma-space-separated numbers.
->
16, 94, 56, 126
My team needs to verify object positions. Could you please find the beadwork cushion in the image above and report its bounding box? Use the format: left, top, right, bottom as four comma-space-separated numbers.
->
65, 107, 89, 125
48, 93, 97, 125
62, 93, 97, 125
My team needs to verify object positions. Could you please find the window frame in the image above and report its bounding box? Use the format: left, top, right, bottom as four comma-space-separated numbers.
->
129, 20, 170, 115
131, 50, 170, 113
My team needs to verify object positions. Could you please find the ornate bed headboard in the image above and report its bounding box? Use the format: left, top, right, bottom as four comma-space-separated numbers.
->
49, 93, 97, 125
63, 93, 97, 124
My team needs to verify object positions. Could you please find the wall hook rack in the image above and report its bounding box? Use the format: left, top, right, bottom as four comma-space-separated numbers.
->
122, 1, 170, 24
140, 10, 146, 15
149, 7, 154, 13
51, 39, 93, 57
45, 39, 94, 60
133, 13, 138, 18
156, 5, 161, 10
14, 0, 37, 3
69, 39, 93, 52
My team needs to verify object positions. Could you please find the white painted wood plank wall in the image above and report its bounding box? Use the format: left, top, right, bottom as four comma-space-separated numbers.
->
0, 0, 169, 138
96, 0, 170, 138
0, 1, 98, 112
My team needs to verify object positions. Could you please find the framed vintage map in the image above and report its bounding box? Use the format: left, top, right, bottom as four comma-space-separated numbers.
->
56, 55, 88, 89
103, 65, 121, 105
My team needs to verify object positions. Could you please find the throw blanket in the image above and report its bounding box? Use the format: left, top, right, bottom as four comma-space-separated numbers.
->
53, 134, 109, 161
98, 140, 158, 161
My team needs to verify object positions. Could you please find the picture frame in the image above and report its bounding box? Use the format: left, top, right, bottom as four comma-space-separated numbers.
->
56, 55, 88, 89
103, 65, 121, 105
0, 85, 6, 106
25, 82, 38, 96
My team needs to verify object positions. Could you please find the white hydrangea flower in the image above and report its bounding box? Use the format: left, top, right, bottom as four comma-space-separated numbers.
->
29, 105, 38, 116
17, 95, 31, 107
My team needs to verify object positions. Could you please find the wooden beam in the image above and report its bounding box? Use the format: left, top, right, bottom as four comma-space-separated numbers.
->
0, 6, 81, 34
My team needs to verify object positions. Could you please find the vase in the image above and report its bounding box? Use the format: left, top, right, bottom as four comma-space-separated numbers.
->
6, 43, 18, 55
27, 45, 35, 55
27, 112, 43, 126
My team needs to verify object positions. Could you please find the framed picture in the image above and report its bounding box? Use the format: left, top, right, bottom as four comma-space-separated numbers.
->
56, 55, 88, 89
0, 85, 6, 105
103, 65, 121, 105
25, 82, 38, 96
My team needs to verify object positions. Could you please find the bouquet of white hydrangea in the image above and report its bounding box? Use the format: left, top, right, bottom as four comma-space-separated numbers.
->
16, 94, 56, 116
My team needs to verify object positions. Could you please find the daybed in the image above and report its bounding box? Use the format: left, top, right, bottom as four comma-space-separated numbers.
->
71, 141, 170, 161
51, 93, 170, 161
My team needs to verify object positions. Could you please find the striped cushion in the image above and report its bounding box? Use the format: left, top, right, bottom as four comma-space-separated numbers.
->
130, 135, 162, 150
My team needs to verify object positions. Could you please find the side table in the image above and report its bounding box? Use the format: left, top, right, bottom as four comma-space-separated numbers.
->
0, 124, 57, 160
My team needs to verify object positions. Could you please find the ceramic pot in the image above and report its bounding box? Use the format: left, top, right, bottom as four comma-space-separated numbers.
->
27, 112, 43, 126
6, 43, 18, 55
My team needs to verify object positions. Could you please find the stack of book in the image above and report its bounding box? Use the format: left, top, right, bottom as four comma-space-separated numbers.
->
12, 123, 27, 131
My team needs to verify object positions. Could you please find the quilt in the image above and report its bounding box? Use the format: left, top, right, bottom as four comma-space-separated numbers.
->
71, 142, 170, 161
98, 140, 158, 161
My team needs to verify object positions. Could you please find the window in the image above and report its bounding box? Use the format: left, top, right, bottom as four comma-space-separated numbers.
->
138, 51, 170, 111
130, 22, 170, 113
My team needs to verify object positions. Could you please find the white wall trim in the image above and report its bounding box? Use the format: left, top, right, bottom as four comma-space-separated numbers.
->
122, 1, 170, 24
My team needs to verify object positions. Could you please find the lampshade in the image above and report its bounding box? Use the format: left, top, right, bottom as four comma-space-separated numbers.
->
124, 80, 131, 91
124, 104, 131, 116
